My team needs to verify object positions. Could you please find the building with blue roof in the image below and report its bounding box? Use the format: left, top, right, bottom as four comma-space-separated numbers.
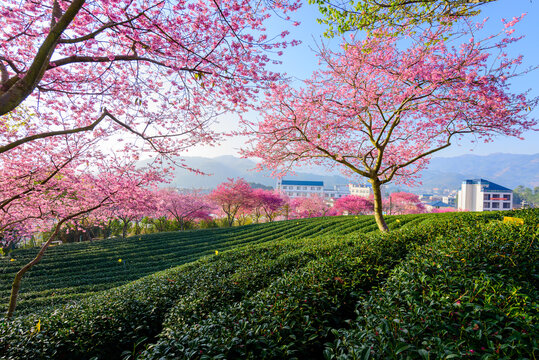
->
280, 180, 324, 187
428, 201, 451, 208
457, 179, 513, 212
277, 179, 325, 198
276, 179, 373, 200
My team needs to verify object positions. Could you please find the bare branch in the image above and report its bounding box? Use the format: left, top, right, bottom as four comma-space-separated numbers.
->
0, 110, 108, 154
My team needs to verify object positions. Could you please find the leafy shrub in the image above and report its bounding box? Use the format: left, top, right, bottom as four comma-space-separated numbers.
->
325, 210, 538, 359
2, 211, 534, 360
1, 215, 384, 314
139, 216, 461, 359
0, 213, 441, 359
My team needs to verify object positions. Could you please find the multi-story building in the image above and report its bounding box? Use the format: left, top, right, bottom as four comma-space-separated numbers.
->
442, 195, 457, 207
457, 179, 513, 212
348, 183, 372, 197
276, 180, 374, 201
324, 184, 350, 200
276, 180, 324, 198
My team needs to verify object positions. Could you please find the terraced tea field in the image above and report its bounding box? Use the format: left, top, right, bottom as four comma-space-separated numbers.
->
1, 210, 536, 359
0, 214, 428, 314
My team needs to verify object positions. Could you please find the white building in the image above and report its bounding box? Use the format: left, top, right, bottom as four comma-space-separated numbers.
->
276, 180, 373, 201
348, 183, 372, 197
457, 179, 513, 212
324, 184, 350, 200
442, 195, 457, 207
276, 180, 324, 198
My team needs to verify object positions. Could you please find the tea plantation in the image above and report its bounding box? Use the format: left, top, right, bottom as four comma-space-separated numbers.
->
0, 214, 403, 314
0, 210, 537, 359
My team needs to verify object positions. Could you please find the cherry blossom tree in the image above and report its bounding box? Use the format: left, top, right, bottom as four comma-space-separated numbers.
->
386, 192, 425, 215
244, 19, 537, 232
290, 195, 330, 219
109, 189, 157, 239
1, 0, 300, 244
210, 178, 254, 227
1, 0, 300, 316
0, 0, 300, 155
158, 189, 213, 231
0, 0, 300, 247
430, 207, 456, 213
6, 162, 162, 318
251, 189, 286, 223
333, 195, 373, 215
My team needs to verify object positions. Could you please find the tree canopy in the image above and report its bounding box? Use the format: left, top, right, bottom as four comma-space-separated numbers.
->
244, 19, 536, 231
308, 0, 497, 36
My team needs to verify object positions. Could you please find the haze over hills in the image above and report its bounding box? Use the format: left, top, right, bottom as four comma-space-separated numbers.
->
160, 155, 350, 190
159, 153, 539, 192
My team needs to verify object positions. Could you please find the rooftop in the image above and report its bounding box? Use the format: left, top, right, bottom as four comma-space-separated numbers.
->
281, 180, 324, 186
463, 179, 512, 192
428, 201, 451, 207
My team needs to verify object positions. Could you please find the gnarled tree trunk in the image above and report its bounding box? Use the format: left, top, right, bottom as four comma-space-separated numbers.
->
370, 178, 389, 232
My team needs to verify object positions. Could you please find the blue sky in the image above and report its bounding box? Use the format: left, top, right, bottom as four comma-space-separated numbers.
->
188, 0, 538, 159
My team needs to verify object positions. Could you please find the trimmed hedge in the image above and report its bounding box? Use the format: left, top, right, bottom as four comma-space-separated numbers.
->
1, 211, 535, 360
1, 215, 391, 314
324, 210, 538, 359
0, 214, 448, 359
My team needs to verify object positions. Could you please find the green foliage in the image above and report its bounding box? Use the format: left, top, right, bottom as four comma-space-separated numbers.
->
0, 215, 389, 315
0, 213, 441, 359
0, 210, 536, 360
514, 185, 539, 206
140, 218, 455, 360
308, 0, 496, 37
324, 209, 538, 359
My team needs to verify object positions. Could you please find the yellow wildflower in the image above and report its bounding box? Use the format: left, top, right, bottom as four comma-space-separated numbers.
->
215, 250, 219, 256
10, 258, 15, 262
503, 217, 524, 225
31, 319, 41, 334
118, 259, 122, 263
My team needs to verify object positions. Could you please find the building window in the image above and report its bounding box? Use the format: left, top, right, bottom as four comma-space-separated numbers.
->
492, 202, 500, 209
303, 186, 307, 190
483, 194, 490, 200
503, 203, 511, 209
282, 186, 286, 189
483, 202, 490, 208
503, 194, 511, 200
297, 186, 301, 190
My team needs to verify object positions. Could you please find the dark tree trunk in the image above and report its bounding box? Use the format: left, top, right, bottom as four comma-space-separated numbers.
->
370, 178, 389, 232
7, 203, 104, 318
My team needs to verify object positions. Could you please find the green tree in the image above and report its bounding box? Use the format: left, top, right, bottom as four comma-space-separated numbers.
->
514, 185, 539, 206
309, 0, 496, 36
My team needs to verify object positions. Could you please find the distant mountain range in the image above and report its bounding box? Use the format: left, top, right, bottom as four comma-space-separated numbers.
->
151, 153, 539, 192
417, 153, 539, 191
157, 155, 349, 190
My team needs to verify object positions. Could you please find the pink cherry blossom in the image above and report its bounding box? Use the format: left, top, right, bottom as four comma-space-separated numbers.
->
243, 19, 537, 232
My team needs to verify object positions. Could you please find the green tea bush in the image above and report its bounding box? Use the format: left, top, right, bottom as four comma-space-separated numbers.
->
0, 214, 441, 359
2, 211, 533, 360
0, 228, 388, 360
325, 210, 538, 359
1, 215, 381, 314
138, 216, 461, 359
